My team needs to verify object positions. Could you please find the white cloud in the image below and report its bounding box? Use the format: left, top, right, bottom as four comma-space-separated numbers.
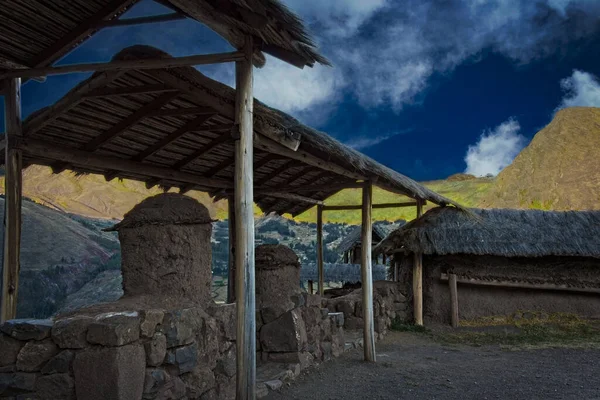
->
345, 129, 413, 150
464, 118, 526, 176
557, 70, 600, 109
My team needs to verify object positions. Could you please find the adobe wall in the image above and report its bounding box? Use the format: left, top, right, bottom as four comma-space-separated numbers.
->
422, 255, 600, 325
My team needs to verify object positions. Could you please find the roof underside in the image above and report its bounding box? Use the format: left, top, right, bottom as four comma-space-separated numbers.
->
376, 207, 600, 259
0, 0, 328, 72
337, 225, 391, 253
2, 45, 458, 216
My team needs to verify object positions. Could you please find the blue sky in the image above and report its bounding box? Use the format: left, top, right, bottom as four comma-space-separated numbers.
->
3, 0, 600, 180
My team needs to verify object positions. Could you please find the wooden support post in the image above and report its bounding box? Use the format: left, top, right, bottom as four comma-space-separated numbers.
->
413, 199, 424, 326
1, 78, 23, 323
317, 205, 324, 296
227, 197, 236, 304
393, 257, 398, 282
361, 181, 376, 362
308, 280, 314, 295
449, 273, 459, 328
234, 37, 255, 400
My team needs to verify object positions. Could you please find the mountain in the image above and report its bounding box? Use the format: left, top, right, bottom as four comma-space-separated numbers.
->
482, 107, 600, 210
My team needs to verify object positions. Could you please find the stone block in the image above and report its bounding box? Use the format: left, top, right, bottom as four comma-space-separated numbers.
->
320, 308, 330, 319
51, 316, 93, 349
328, 312, 345, 328
290, 294, 305, 308
209, 304, 236, 341
16, 339, 59, 372
198, 318, 219, 370
0, 372, 37, 396
143, 368, 170, 399
304, 294, 323, 308
336, 300, 355, 317
393, 301, 406, 312
1, 319, 53, 341
256, 383, 269, 399
267, 352, 312, 368
41, 350, 74, 375
181, 366, 215, 399
344, 316, 364, 331
215, 346, 236, 378
320, 342, 332, 361
87, 312, 140, 347
36, 373, 75, 400
216, 373, 235, 400
301, 307, 321, 328
0, 334, 23, 367
165, 342, 198, 375
265, 379, 283, 391
140, 309, 164, 338
260, 309, 307, 353
73, 344, 145, 400
145, 332, 167, 367
374, 317, 387, 334
160, 309, 205, 348
200, 388, 218, 400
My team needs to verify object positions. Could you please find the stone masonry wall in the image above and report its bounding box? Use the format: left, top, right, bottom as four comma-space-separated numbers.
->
0, 304, 236, 400
325, 281, 408, 340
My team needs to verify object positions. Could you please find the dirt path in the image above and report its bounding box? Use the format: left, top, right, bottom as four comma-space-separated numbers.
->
265, 331, 600, 400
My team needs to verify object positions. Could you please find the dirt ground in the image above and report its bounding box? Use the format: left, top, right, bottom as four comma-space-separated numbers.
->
265, 331, 600, 400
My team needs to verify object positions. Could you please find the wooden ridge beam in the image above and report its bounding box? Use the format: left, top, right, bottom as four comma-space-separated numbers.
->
83, 84, 178, 98
97, 12, 186, 27
13, 137, 232, 190
0, 51, 246, 80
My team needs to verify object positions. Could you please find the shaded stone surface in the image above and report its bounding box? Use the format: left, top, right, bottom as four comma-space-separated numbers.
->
209, 304, 236, 342
260, 309, 307, 353
36, 373, 75, 400
215, 346, 236, 378
87, 312, 140, 346
160, 308, 204, 348
73, 344, 145, 400
181, 365, 215, 399
140, 309, 165, 338
41, 350, 74, 375
16, 339, 59, 372
51, 316, 94, 349
165, 342, 198, 375
145, 332, 167, 367
0, 372, 37, 396
0, 334, 23, 367
0, 319, 53, 341
142, 368, 170, 399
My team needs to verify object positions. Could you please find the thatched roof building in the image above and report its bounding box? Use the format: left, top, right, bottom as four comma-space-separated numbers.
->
376, 207, 600, 258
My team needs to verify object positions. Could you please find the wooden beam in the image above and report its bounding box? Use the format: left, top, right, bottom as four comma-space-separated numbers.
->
205, 156, 235, 178
227, 197, 236, 304
322, 201, 417, 211
26, 0, 138, 73
259, 192, 324, 205
361, 181, 376, 362
413, 199, 424, 326
24, 71, 125, 136
83, 84, 178, 98
171, 131, 232, 170
254, 134, 366, 181
278, 181, 363, 193
132, 114, 215, 162
1, 79, 23, 323
317, 205, 324, 296
153, 106, 214, 117
97, 12, 186, 27
0, 52, 246, 80
13, 137, 232, 190
449, 273, 459, 328
254, 160, 295, 186
234, 37, 255, 400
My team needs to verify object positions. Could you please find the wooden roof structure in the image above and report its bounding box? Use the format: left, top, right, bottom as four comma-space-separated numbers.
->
3, 46, 457, 216
0, 0, 327, 75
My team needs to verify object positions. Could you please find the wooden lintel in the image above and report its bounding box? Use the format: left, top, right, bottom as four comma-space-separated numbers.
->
98, 12, 186, 27
0, 51, 246, 80
13, 137, 232, 190
83, 84, 178, 98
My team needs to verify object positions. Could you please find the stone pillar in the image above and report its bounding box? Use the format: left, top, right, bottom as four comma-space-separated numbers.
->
108, 194, 213, 305
255, 245, 301, 323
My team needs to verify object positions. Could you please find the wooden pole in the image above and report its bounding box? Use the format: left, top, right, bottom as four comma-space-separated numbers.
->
1, 78, 23, 323
308, 280, 314, 295
449, 273, 459, 328
234, 37, 255, 400
317, 205, 324, 296
413, 199, 424, 326
361, 181, 376, 362
393, 257, 398, 282
227, 197, 236, 304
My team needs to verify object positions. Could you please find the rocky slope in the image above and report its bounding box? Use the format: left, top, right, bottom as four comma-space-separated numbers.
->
482, 107, 600, 210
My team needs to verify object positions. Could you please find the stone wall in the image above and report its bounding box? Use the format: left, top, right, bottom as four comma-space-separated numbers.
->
324, 281, 408, 339
0, 304, 237, 400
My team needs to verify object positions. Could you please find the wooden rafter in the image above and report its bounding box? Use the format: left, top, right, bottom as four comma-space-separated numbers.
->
204, 156, 235, 178
83, 84, 178, 98
254, 160, 296, 186
154, 106, 214, 117
97, 12, 186, 27
172, 129, 233, 170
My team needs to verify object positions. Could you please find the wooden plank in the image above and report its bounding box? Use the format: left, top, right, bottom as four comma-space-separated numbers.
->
98, 12, 186, 27
153, 106, 214, 117
132, 114, 215, 162
1, 78, 23, 323
439, 273, 600, 294
0, 51, 246, 79
317, 205, 324, 296
227, 197, 236, 304
322, 202, 417, 211
205, 156, 235, 178
259, 192, 324, 205
234, 37, 255, 400
361, 181, 376, 362
393, 257, 398, 282
413, 199, 424, 326
273, 181, 363, 193
171, 132, 232, 170
83, 83, 178, 98
254, 160, 295, 186
13, 137, 232, 190
449, 273, 459, 328
27, 0, 138, 71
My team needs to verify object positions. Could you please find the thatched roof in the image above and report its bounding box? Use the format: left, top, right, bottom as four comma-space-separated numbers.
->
6, 45, 459, 216
0, 0, 327, 73
375, 207, 600, 258
337, 224, 396, 254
